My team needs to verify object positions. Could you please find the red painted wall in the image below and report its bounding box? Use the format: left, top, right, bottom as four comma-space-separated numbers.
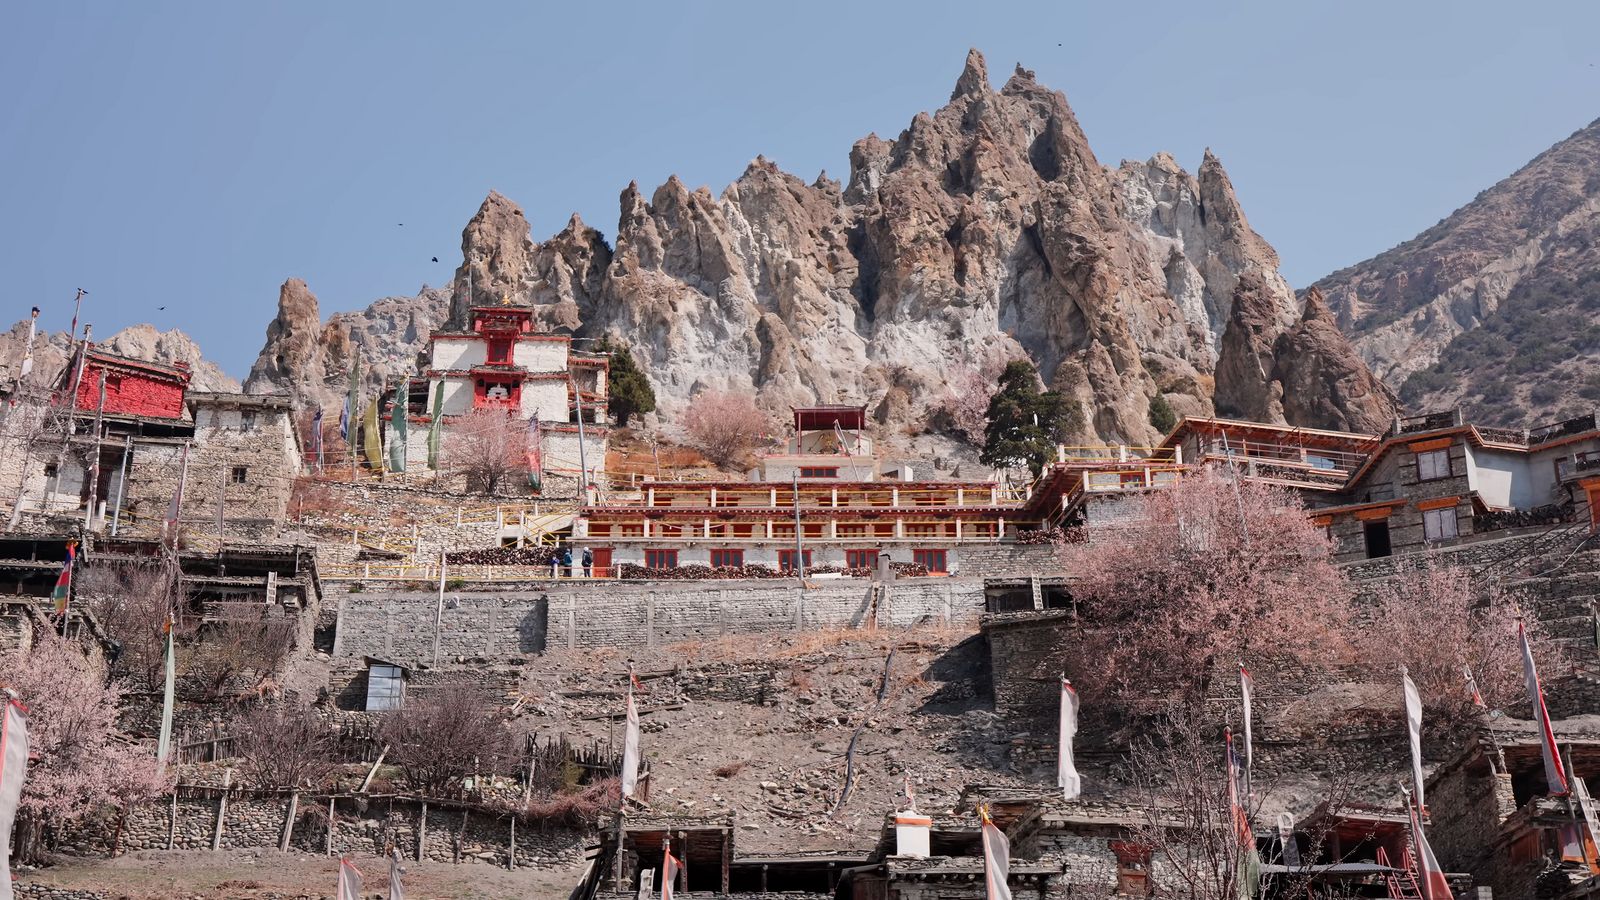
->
74, 363, 188, 419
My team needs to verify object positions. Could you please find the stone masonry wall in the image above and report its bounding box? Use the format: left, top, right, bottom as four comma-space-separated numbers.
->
104, 788, 584, 869
330, 577, 987, 665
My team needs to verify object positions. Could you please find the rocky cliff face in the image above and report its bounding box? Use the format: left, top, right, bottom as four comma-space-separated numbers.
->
1311, 117, 1600, 423
243, 278, 448, 411
253, 49, 1395, 444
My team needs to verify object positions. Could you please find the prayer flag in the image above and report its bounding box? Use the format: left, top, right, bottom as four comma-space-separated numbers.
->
1520, 620, 1568, 795
621, 678, 642, 801
1240, 663, 1255, 799
156, 616, 175, 768
335, 857, 364, 900
387, 846, 406, 900
1463, 666, 1486, 709
979, 805, 1012, 900
1058, 676, 1080, 801
661, 843, 680, 900
311, 407, 324, 472
389, 391, 409, 474
1225, 727, 1252, 845
51, 541, 75, 616
426, 382, 445, 470
17, 310, 36, 380
1405, 788, 1453, 900
0, 693, 30, 900
526, 417, 542, 490
1403, 666, 1427, 810
363, 389, 384, 472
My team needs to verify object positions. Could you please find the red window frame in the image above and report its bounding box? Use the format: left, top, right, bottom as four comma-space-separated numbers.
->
777, 549, 813, 573
800, 466, 839, 479
913, 549, 948, 573
644, 549, 678, 569
845, 549, 879, 570
709, 548, 744, 568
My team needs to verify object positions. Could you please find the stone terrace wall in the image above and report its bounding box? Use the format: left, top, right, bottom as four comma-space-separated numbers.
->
330, 577, 987, 664
955, 545, 1061, 579
98, 788, 583, 869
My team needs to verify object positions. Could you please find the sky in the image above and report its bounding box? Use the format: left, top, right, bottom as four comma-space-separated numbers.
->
4, 1, 1599, 380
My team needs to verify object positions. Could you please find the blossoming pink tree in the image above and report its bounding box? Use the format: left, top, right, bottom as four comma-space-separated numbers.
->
0, 636, 167, 861
1358, 557, 1539, 719
1060, 466, 1353, 718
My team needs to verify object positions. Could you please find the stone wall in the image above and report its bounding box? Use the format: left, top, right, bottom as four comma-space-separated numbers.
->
187, 400, 300, 532
330, 577, 987, 665
104, 787, 584, 869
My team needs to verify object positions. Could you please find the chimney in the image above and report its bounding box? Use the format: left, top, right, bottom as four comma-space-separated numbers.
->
893, 809, 931, 858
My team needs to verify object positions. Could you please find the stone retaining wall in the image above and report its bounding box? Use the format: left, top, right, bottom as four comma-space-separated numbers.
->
331, 577, 988, 666
84, 788, 584, 870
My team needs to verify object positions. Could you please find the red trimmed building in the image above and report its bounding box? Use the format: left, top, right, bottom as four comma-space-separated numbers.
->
395, 304, 608, 492
576, 405, 1027, 575
71, 349, 191, 421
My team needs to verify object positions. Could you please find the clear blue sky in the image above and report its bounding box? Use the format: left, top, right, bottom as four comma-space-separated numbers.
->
4, 1, 1597, 379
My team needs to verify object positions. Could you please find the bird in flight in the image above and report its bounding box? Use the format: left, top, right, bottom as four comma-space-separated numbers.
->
431, 257, 439, 263
157, 306, 166, 310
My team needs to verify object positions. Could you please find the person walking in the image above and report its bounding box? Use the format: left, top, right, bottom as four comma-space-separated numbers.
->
561, 546, 574, 578
582, 547, 594, 578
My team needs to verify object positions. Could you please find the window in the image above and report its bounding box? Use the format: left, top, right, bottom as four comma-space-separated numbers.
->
709, 548, 744, 568
1417, 448, 1450, 481
644, 549, 678, 569
845, 549, 879, 570
230, 466, 248, 484
1423, 507, 1459, 542
913, 549, 948, 573
777, 549, 813, 573
365, 663, 405, 711
799, 467, 838, 479
239, 409, 257, 432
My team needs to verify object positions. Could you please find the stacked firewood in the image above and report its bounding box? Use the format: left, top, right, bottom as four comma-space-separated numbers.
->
445, 545, 559, 566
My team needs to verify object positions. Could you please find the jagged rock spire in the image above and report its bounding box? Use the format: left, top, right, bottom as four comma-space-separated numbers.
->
950, 48, 990, 101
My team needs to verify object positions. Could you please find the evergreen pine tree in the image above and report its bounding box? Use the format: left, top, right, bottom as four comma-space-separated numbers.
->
596, 337, 657, 427
980, 360, 1082, 476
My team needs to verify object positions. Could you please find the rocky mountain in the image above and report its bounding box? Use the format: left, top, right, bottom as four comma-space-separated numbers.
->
1311, 117, 1600, 424
254, 49, 1396, 444
243, 277, 449, 412
0, 319, 237, 396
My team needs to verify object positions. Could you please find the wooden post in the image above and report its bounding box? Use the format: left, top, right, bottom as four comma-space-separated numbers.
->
613, 810, 626, 891
211, 769, 232, 851
326, 796, 336, 856
359, 745, 389, 793
722, 826, 732, 894
166, 791, 177, 850
508, 816, 516, 871
676, 829, 688, 894
280, 791, 299, 852
417, 802, 428, 861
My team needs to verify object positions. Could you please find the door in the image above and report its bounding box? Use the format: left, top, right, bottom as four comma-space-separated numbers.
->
591, 547, 612, 578
1363, 520, 1392, 558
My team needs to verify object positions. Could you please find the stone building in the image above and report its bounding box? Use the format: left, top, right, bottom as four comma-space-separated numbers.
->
1031, 411, 1600, 563
183, 392, 301, 537
0, 346, 303, 543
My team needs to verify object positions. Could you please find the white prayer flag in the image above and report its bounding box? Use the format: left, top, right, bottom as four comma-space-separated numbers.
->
1520, 620, 1569, 795
1058, 676, 1080, 801
621, 679, 642, 801
0, 695, 30, 900
1239, 663, 1255, 799
335, 857, 363, 900
980, 806, 1013, 900
387, 846, 406, 900
1402, 666, 1426, 809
